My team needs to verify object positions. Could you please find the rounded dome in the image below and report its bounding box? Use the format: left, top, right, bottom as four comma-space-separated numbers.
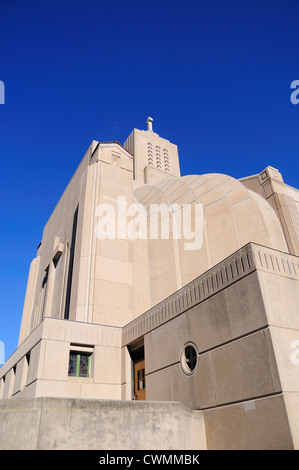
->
134, 173, 288, 304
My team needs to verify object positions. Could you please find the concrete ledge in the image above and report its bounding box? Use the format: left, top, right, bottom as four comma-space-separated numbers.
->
0, 397, 206, 450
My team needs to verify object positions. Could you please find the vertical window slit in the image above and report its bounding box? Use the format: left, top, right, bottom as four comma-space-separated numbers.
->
64, 205, 79, 320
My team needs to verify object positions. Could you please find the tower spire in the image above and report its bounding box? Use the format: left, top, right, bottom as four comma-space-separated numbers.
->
146, 116, 153, 132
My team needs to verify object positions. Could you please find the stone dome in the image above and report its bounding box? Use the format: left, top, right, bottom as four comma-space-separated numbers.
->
134, 173, 288, 305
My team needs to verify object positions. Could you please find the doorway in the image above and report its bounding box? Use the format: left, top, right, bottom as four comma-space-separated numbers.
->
128, 341, 146, 401
134, 359, 146, 400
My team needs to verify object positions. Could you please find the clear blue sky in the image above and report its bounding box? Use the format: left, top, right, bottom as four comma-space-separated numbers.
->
0, 0, 299, 362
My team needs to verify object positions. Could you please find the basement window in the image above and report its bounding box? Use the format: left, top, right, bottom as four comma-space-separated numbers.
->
68, 345, 93, 378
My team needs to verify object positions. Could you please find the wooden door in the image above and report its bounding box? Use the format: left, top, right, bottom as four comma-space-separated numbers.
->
134, 360, 146, 400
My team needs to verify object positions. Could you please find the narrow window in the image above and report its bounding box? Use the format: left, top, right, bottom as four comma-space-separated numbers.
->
26, 353, 30, 367
41, 266, 49, 320
64, 205, 79, 319
68, 353, 78, 377
0, 376, 5, 399
137, 367, 145, 390
22, 353, 31, 390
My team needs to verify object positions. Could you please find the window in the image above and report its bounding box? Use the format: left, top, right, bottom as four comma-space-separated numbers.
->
64, 205, 79, 320
163, 149, 170, 171
26, 353, 30, 367
137, 367, 145, 391
0, 376, 5, 399
185, 345, 197, 370
180, 342, 198, 375
68, 352, 91, 378
41, 266, 49, 320
22, 353, 31, 390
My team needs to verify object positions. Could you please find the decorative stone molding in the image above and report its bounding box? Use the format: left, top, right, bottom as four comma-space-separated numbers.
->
259, 166, 284, 185
259, 166, 285, 199
122, 243, 299, 346
252, 244, 299, 278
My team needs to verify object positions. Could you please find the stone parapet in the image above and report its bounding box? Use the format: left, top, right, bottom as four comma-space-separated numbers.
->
0, 397, 206, 450
122, 243, 299, 346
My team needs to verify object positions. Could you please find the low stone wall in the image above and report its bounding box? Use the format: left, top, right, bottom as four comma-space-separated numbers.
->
0, 397, 206, 450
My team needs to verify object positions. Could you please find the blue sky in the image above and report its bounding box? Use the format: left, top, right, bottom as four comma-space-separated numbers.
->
0, 0, 299, 362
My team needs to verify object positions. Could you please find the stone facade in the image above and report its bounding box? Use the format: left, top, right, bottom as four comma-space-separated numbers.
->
124, 243, 299, 449
0, 118, 298, 449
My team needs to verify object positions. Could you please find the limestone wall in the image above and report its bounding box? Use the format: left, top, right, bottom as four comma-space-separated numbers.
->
0, 397, 206, 450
